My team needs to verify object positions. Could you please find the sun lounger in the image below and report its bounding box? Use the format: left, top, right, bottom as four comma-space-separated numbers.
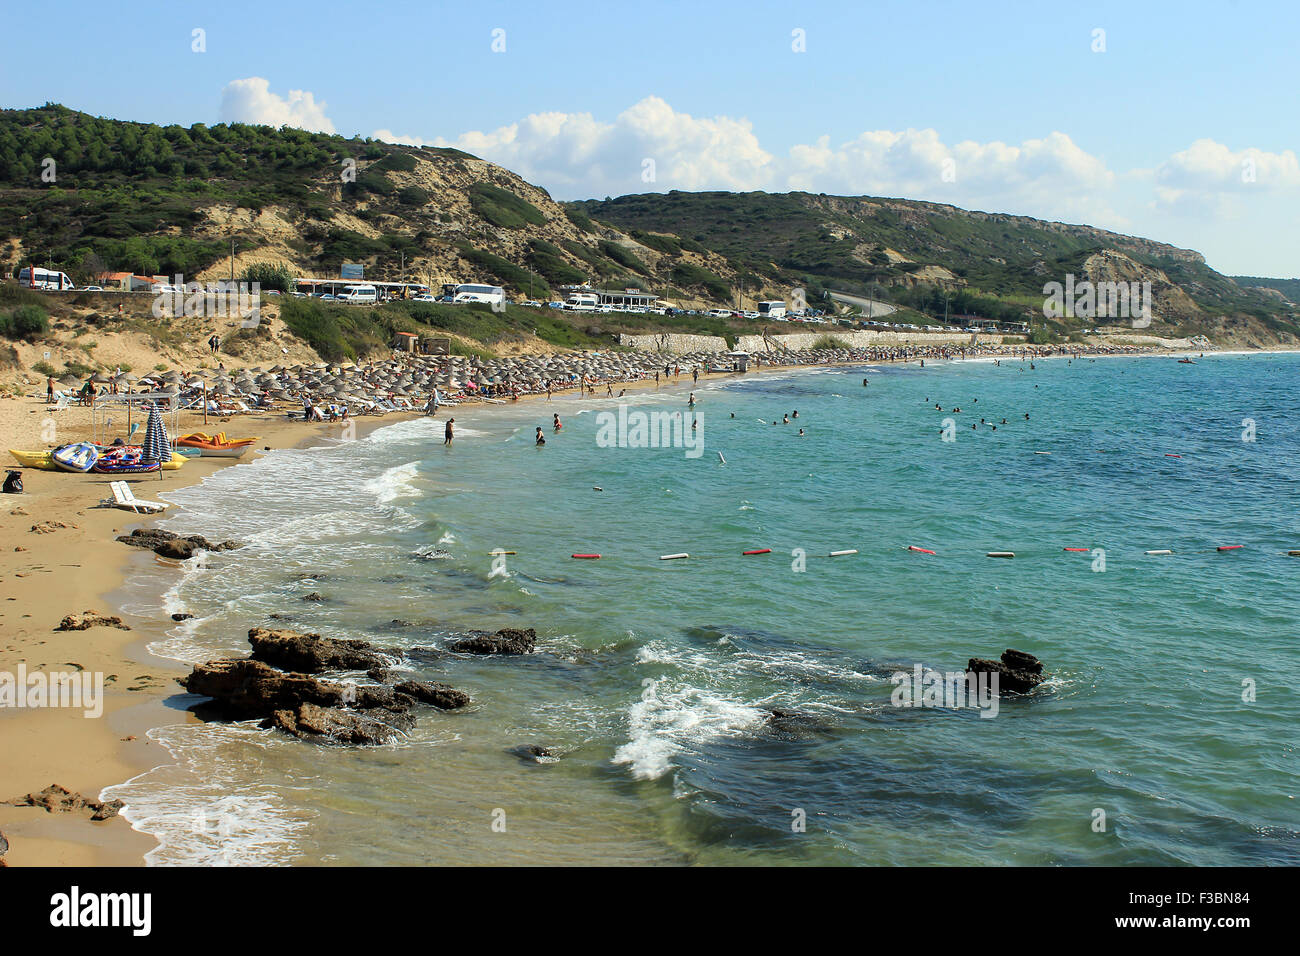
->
106, 480, 168, 514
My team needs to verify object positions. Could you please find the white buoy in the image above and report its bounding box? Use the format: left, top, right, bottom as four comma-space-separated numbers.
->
828, 549, 858, 557
987, 551, 1015, 559
592, 486, 603, 491
717, 451, 726, 464
660, 553, 690, 560
1145, 549, 1174, 555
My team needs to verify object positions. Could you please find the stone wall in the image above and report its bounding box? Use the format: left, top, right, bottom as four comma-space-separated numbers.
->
618, 332, 730, 353
733, 330, 1006, 352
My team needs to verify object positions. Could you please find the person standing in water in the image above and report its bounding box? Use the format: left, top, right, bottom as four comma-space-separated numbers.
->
535, 426, 546, 445
553, 413, 562, 431
444, 417, 455, 445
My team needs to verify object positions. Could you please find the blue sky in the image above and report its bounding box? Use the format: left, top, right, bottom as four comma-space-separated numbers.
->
3, 0, 1297, 276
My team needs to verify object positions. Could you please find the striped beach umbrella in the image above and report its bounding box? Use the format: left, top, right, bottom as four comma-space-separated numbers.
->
141, 402, 172, 478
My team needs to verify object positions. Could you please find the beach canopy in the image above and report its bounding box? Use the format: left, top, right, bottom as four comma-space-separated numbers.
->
141, 402, 173, 474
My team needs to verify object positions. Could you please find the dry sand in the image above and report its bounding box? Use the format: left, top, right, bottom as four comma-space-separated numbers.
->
0, 388, 418, 865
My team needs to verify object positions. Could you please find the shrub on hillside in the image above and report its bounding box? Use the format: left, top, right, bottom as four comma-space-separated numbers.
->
0, 304, 50, 341
469, 183, 546, 230
240, 262, 295, 292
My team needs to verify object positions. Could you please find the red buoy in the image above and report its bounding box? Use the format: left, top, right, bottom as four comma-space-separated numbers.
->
1063, 547, 1090, 552
907, 546, 937, 555
742, 549, 772, 555
571, 553, 601, 559
1216, 545, 1242, 552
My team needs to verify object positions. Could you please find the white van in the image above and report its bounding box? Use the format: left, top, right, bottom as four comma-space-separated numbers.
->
18, 267, 75, 291
563, 292, 599, 312
337, 284, 378, 305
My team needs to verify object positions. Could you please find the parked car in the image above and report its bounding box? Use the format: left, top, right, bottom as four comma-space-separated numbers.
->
80, 285, 103, 292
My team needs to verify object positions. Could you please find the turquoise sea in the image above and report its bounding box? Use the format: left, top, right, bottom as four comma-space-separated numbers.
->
106, 352, 1300, 865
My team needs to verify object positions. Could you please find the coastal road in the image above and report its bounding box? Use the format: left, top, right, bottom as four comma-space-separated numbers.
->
828, 290, 897, 318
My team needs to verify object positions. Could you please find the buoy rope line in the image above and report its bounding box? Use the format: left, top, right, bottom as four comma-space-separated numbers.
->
468, 544, 1267, 562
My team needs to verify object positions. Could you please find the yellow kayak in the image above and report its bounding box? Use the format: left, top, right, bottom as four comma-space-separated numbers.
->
10, 448, 185, 471
10, 449, 56, 470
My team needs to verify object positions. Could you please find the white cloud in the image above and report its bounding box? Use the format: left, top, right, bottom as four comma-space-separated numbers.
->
1156, 139, 1300, 192
219, 77, 336, 134
375, 96, 771, 196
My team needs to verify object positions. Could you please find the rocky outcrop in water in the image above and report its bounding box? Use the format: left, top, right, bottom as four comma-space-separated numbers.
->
179, 629, 469, 745
446, 627, 537, 655
266, 702, 415, 744
247, 627, 395, 673
967, 648, 1045, 694
509, 744, 557, 763
116, 528, 242, 556
4, 784, 123, 821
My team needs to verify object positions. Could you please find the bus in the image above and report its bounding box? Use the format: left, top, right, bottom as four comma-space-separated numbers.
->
452, 283, 505, 307
756, 300, 787, 319
19, 267, 75, 291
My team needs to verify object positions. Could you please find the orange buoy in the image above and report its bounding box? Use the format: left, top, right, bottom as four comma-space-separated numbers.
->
572, 553, 601, 559
907, 546, 936, 555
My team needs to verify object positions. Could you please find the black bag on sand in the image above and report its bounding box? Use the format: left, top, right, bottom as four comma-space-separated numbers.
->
3, 470, 22, 494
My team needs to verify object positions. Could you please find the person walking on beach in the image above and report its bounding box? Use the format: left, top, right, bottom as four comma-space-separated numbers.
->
692, 367, 698, 384
444, 418, 455, 445
46, 376, 55, 404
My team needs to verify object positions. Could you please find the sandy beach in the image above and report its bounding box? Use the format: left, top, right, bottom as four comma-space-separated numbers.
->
0, 388, 427, 865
